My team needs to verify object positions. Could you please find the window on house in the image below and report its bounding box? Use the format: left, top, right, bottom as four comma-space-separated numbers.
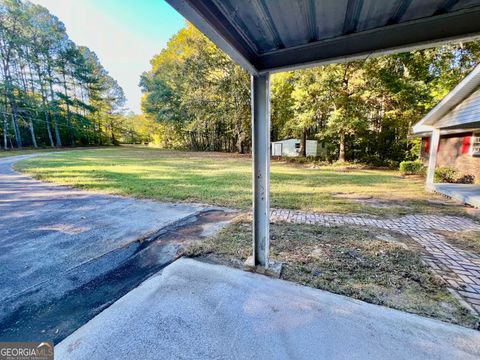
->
295, 143, 300, 149
472, 132, 480, 155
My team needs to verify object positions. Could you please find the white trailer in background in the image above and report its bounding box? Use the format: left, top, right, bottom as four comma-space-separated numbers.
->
271, 139, 322, 157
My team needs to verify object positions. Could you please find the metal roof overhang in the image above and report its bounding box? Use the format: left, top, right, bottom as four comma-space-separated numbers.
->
166, 0, 480, 74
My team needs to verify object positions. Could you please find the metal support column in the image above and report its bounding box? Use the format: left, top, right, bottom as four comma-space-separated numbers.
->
251, 73, 270, 268
426, 128, 440, 189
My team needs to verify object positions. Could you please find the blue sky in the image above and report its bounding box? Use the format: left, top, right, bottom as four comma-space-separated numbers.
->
31, 0, 186, 113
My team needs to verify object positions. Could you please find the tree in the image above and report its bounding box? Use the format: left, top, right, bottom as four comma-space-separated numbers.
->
271, 72, 295, 142
0, 0, 126, 149
140, 22, 480, 165
140, 23, 250, 152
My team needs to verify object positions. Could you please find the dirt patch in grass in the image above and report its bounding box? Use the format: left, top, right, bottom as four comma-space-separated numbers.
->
185, 217, 479, 329
332, 193, 412, 209
437, 230, 480, 255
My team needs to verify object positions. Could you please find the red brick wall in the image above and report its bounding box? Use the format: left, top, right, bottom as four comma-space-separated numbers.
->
420, 132, 480, 183
437, 133, 468, 167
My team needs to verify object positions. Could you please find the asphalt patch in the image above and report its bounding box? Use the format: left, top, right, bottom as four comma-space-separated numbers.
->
0, 210, 237, 344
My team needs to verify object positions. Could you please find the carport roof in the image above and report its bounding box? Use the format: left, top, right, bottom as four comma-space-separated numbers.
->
166, 0, 480, 74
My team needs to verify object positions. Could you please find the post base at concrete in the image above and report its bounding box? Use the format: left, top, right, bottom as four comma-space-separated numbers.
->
426, 183, 436, 192
244, 256, 282, 278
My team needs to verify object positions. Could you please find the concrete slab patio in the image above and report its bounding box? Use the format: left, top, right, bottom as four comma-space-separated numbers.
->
57, 258, 480, 360
0, 154, 210, 341
433, 183, 480, 209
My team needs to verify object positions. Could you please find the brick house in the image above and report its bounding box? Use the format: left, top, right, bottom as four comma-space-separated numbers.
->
413, 65, 480, 185
419, 132, 480, 181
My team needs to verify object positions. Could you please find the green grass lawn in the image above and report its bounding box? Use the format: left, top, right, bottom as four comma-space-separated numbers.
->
15, 146, 467, 216
438, 230, 480, 254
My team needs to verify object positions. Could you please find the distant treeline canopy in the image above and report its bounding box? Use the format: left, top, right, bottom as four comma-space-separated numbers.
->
5, 0, 479, 163
0, 0, 127, 149
141, 24, 480, 164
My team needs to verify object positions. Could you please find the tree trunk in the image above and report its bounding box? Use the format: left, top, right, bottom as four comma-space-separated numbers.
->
235, 124, 245, 153
5, 79, 22, 148
28, 119, 37, 148
40, 87, 54, 147
338, 132, 346, 162
51, 107, 62, 147
62, 70, 74, 145
0, 47, 22, 148
9, 102, 22, 148
92, 118, 99, 145
299, 128, 307, 157
2, 109, 8, 150
35, 63, 54, 147
51, 107, 61, 146
25, 65, 38, 148
47, 65, 62, 147
237, 134, 244, 154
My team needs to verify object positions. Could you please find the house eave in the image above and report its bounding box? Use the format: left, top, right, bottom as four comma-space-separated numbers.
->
412, 127, 478, 137
412, 125, 434, 135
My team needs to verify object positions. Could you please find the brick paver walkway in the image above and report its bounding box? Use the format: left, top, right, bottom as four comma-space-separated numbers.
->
270, 209, 480, 315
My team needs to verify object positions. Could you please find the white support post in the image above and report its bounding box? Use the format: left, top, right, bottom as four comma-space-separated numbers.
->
426, 129, 440, 189
251, 73, 270, 268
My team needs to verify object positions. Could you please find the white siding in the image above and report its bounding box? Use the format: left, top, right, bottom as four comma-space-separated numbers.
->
436, 87, 480, 128
271, 139, 320, 157
280, 139, 300, 156
306, 140, 319, 156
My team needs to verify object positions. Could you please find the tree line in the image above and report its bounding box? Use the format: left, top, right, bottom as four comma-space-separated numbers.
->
141, 24, 480, 164
0, 0, 128, 150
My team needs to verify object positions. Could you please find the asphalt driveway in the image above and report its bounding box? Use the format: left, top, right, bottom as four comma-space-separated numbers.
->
0, 154, 222, 342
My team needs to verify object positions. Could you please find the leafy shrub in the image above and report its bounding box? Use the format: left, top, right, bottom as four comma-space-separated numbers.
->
434, 167, 457, 183
362, 158, 399, 169
399, 160, 424, 175
278, 156, 315, 164
385, 160, 400, 170
456, 174, 475, 184
293, 157, 312, 164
